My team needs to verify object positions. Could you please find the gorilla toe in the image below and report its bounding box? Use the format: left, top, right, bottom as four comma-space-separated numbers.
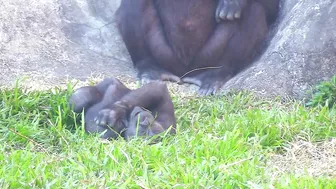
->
199, 81, 224, 96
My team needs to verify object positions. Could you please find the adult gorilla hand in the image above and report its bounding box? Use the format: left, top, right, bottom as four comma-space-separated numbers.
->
216, 0, 247, 22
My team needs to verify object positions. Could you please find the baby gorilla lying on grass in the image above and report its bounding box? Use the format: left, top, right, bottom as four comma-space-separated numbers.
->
69, 78, 176, 140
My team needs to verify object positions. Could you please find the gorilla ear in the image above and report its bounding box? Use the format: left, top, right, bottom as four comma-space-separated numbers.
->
130, 107, 153, 127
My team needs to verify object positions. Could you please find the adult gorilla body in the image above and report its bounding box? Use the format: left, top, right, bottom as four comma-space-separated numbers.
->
116, 0, 279, 95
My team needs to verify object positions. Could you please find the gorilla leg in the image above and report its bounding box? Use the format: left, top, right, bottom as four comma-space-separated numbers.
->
116, 0, 181, 84
69, 78, 122, 113
183, 1, 268, 95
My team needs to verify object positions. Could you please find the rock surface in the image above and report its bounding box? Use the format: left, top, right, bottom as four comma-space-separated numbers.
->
0, 0, 134, 89
221, 0, 336, 99
1, 0, 335, 99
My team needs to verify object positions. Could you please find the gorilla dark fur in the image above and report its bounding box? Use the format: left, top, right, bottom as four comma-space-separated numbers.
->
116, 0, 279, 95
69, 78, 176, 140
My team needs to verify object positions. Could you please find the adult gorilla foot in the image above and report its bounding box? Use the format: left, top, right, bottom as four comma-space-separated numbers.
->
182, 73, 232, 96
216, 0, 247, 22
182, 77, 225, 96
139, 69, 181, 85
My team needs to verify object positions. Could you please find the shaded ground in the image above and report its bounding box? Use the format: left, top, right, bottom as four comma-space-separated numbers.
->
267, 139, 336, 179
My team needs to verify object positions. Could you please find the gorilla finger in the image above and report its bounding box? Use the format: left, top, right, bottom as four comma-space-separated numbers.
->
234, 10, 242, 19
226, 11, 235, 21
100, 114, 110, 126
100, 118, 107, 126
205, 87, 215, 96
200, 82, 219, 96
204, 86, 214, 96
216, 13, 221, 23
95, 114, 102, 125
219, 8, 228, 20
213, 83, 224, 95
230, 2, 242, 19
212, 85, 221, 95
199, 90, 206, 96
210, 86, 221, 96
219, 1, 230, 20
212, 88, 218, 95
215, 0, 224, 23
96, 110, 111, 126
95, 115, 107, 126
199, 88, 209, 96
198, 84, 210, 96
198, 88, 205, 96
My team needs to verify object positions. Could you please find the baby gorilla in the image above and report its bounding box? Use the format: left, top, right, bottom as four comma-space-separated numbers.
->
69, 78, 176, 140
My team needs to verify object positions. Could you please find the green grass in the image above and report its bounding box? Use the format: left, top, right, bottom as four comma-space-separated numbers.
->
306, 75, 336, 108
0, 82, 335, 188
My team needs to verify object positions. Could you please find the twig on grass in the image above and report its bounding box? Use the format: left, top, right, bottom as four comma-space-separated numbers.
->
8, 128, 50, 156
219, 157, 253, 170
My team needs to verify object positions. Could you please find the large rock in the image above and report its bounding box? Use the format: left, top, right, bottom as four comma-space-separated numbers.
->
221, 0, 336, 99
0, 0, 133, 89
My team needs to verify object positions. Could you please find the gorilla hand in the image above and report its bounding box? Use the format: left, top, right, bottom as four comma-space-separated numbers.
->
94, 104, 128, 134
216, 0, 247, 22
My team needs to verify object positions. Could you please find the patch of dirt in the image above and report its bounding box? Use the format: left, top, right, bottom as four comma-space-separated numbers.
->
267, 139, 336, 178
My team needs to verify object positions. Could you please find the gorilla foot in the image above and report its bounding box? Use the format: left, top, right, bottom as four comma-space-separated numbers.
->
139, 69, 181, 85
182, 72, 232, 96
216, 0, 247, 22
183, 77, 225, 96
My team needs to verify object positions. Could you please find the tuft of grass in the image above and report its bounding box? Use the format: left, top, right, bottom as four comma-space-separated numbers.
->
306, 75, 336, 108
0, 83, 335, 188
